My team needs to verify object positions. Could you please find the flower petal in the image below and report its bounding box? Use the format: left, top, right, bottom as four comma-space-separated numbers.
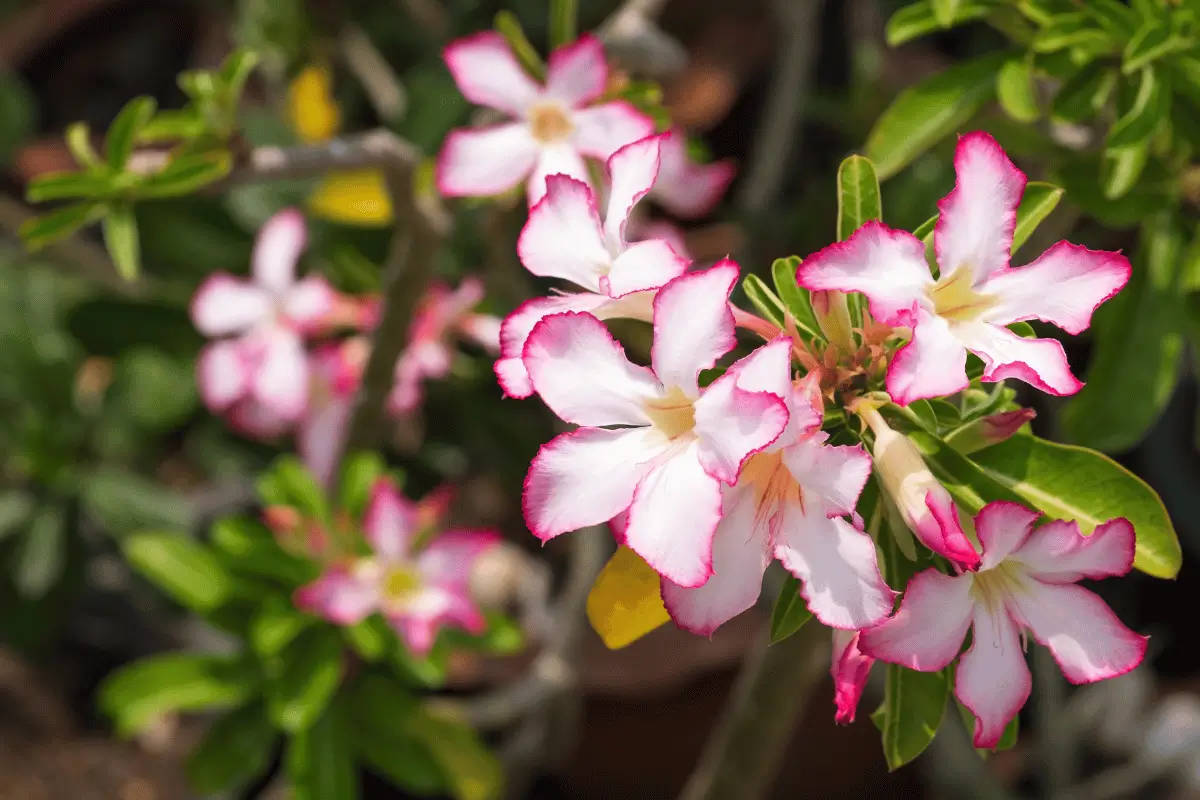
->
365, 479, 416, 560
886, 309, 970, 406
795, 221, 931, 327
731, 341, 822, 448
624, 442, 723, 587
517, 174, 609, 291
956, 322, 1083, 396
974, 501, 1041, 571
524, 427, 669, 542
298, 395, 352, 489
782, 435, 872, 518
418, 530, 501, 589
569, 101, 656, 160
443, 31, 540, 116
295, 566, 380, 625
934, 131, 1026, 283
283, 276, 336, 330
191, 274, 271, 337
921, 489, 983, 570
437, 123, 539, 198
603, 133, 664, 247
587, 545, 670, 649
251, 328, 310, 420
253, 208, 307, 294
652, 130, 736, 219
603, 239, 690, 297
982, 242, 1132, 335
1011, 517, 1136, 583
661, 485, 772, 635
858, 568, 974, 671
955, 602, 1031, 748
693, 375, 788, 485
832, 630, 874, 724
651, 262, 738, 397
524, 311, 660, 427
527, 144, 590, 206
390, 587, 485, 656
1008, 581, 1147, 684
197, 340, 249, 412
226, 398, 293, 440
775, 506, 895, 629
494, 293, 611, 399
544, 34, 608, 107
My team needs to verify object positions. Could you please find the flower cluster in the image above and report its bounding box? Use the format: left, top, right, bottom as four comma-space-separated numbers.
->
190, 208, 501, 485
499, 118, 1143, 745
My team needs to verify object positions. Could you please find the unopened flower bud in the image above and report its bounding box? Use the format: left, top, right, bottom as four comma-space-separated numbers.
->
811, 290, 855, 354
945, 408, 1036, 455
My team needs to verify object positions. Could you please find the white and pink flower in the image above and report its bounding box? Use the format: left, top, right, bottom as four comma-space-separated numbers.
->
496, 133, 690, 397
192, 209, 336, 422
437, 32, 655, 205
522, 263, 789, 588
831, 629, 874, 724
295, 478, 500, 656
859, 501, 1147, 747
390, 278, 502, 415
299, 338, 369, 488
797, 132, 1131, 406
660, 362, 895, 635
649, 128, 735, 219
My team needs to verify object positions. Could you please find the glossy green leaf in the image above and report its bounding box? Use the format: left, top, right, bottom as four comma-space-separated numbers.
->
20, 203, 105, 250
123, 531, 235, 613
138, 151, 232, 198
1084, 0, 1141, 36
1174, 56, 1200, 108
1056, 151, 1172, 227
769, 577, 814, 643
100, 654, 257, 736
103, 203, 140, 280
837, 155, 882, 241
262, 455, 329, 520
267, 627, 345, 733
771, 256, 822, 340
1108, 66, 1167, 148
186, 702, 278, 794
288, 704, 360, 800
26, 172, 118, 202
252, 598, 315, 658
14, 506, 66, 599
1123, 20, 1185, 73
137, 110, 207, 143
1051, 63, 1118, 123
338, 451, 386, 517
493, 11, 546, 81
872, 665, 951, 770
742, 273, 786, 328
443, 611, 525, 655
349, 674, 443, 794
971, 436, 1181, 578
996, 57, 1039, 122
211, 516, 316, 585
410, 709, 503, 800
344, 617, 392, 661
865, 52, 1008, 180
1011, 181, 1063, 254
1032, 13, 1119, 55
106, 97, 157, 170
1061, 213, 1187, 454
219, 48, 260, 102
82, 468, 191, 537
65, 122, 100, 167
886, 1, 997, 46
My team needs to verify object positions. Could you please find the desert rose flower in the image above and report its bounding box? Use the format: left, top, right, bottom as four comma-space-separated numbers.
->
496, 133, 690, 397
648, 128, 735, 219
438, 32, 655, 204
797, 132, 1131, 405
859, 502, 1147, 747
522, 263, 789, 588
298, 338, 369, 488
295, 478, 499, 655
831, 629, 874, 724
192, 209, 335, 421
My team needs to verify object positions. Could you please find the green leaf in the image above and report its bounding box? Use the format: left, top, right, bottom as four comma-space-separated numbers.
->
493, 11, 546, 81
1101, 141, 1150, 201
65, 122, 101, 167
100, 653, 257, 736
872, 665, 950, 770
931, 0, 961, 27
837, 155, 882, 241
264, 455, 329, 520
27, 171, 119, 202
996, 57, 1039, 122
771, 256, 822, 340
288, 704, 360, 800
102, 204, 141, 280
0, 71, 36, 165
442, 611, 525, 655
252, 598, 315, 659
123, 531, 235, 613
14, 505, 66, 599
1032, 13, 1119, 55
1056, 151, 1172, 227
741, 274, 786, 327
211, 516, 316, 585
186, 702, 278, 794
138, 151, 232, 198
1060, 213, 1186, 453
219, 48, 261, 102
338, 452, 386, 518
971, 435, 1181, 578
1084, 0, 1141, 36
769, 577, 814, 643
20, 203, 105, 250
81, 468, 191, 537
886, 1, 997, 46
344, 617, 392, 662
109, 347, 198, 430
349, 674, 443, 794
1108, 66, 1167, 148
267, 627, 344, 733
1011, 181, 1063, 254
106, 97, 157, 170
865, 52, 1008, 180
137, 109, 207, 143
549, 0, 578, 48
409, 710, 503, 800
1051, 63, 1118, 123
0, 491, 34, 541
1174, 56, 1200, 108
1123, 20, 1183, 74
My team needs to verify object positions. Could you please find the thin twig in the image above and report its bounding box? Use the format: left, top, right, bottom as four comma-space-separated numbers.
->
339, 25, 407, 125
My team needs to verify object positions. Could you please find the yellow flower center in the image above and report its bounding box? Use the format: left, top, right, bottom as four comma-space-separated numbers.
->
740, 450, 802, 511
528, 102, 574, 144
643, 386, 697, 439
969, 561, 1027, 614
929, 268, 998, 323
382, 566, 422, 603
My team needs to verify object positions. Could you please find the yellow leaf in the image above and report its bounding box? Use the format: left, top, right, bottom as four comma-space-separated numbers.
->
586, 546, 669, 649
307, 170, 395, 227
288, 64, 341, 144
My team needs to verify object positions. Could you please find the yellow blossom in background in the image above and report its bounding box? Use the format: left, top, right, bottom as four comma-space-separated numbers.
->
287, 64, 394, 227
586, 545, 669, 649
